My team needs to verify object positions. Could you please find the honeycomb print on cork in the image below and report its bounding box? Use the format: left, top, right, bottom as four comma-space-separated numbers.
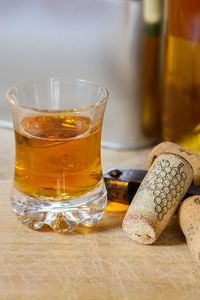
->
139, 159, 187, 221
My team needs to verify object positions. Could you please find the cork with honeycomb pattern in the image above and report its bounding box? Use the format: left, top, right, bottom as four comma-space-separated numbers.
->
122, 153, 193, 244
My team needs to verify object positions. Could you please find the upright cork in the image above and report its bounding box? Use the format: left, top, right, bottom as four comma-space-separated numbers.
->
178, 196, 200, 265
122, 153, 193, 244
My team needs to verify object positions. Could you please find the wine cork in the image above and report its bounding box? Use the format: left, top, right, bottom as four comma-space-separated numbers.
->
147, 142, 200, 185
178, 196, 200, 265
122, 153, 193, 244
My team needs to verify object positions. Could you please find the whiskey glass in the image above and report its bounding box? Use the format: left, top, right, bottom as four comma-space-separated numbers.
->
7, 77, 108, 233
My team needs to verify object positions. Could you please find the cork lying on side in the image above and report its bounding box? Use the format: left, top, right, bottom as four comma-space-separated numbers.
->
122, 153, 193, 244
178, 196, 200, 265
147, 142, 200, 185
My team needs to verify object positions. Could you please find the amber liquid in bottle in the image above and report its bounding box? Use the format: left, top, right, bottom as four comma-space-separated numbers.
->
162, 0, 200, 153
141, 0, 163, 139
14, 114, 102, 200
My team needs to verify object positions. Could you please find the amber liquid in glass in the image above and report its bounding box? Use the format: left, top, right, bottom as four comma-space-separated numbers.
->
14, 114, 102, 200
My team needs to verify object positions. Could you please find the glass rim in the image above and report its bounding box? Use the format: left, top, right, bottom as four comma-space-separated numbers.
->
6, 76, 109, 113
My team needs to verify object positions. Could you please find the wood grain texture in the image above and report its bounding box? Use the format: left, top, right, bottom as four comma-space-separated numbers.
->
0, 128, 200, 300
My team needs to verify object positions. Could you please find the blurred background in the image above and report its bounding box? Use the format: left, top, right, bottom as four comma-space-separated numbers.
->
1, 0, 200, 152
0, 0, 162, 149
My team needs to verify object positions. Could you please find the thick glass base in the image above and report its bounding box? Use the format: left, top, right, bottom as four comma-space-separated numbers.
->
10, 180, 107, 233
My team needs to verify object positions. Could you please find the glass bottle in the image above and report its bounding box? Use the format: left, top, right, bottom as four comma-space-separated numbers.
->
141, 0, 164, 140
162, 0, 200, 153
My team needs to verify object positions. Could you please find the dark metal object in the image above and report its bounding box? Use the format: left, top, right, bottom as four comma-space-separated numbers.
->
103, 168, 200, 204
109, 169, 123, 178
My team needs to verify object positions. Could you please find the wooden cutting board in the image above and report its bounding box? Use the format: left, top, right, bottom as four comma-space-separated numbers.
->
0, 128, 200, 300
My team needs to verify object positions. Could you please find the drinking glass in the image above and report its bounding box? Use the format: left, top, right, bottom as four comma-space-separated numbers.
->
7, 77, 108, 233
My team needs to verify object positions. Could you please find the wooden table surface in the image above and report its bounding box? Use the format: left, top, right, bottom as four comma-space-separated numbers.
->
0, 128, 200, 300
